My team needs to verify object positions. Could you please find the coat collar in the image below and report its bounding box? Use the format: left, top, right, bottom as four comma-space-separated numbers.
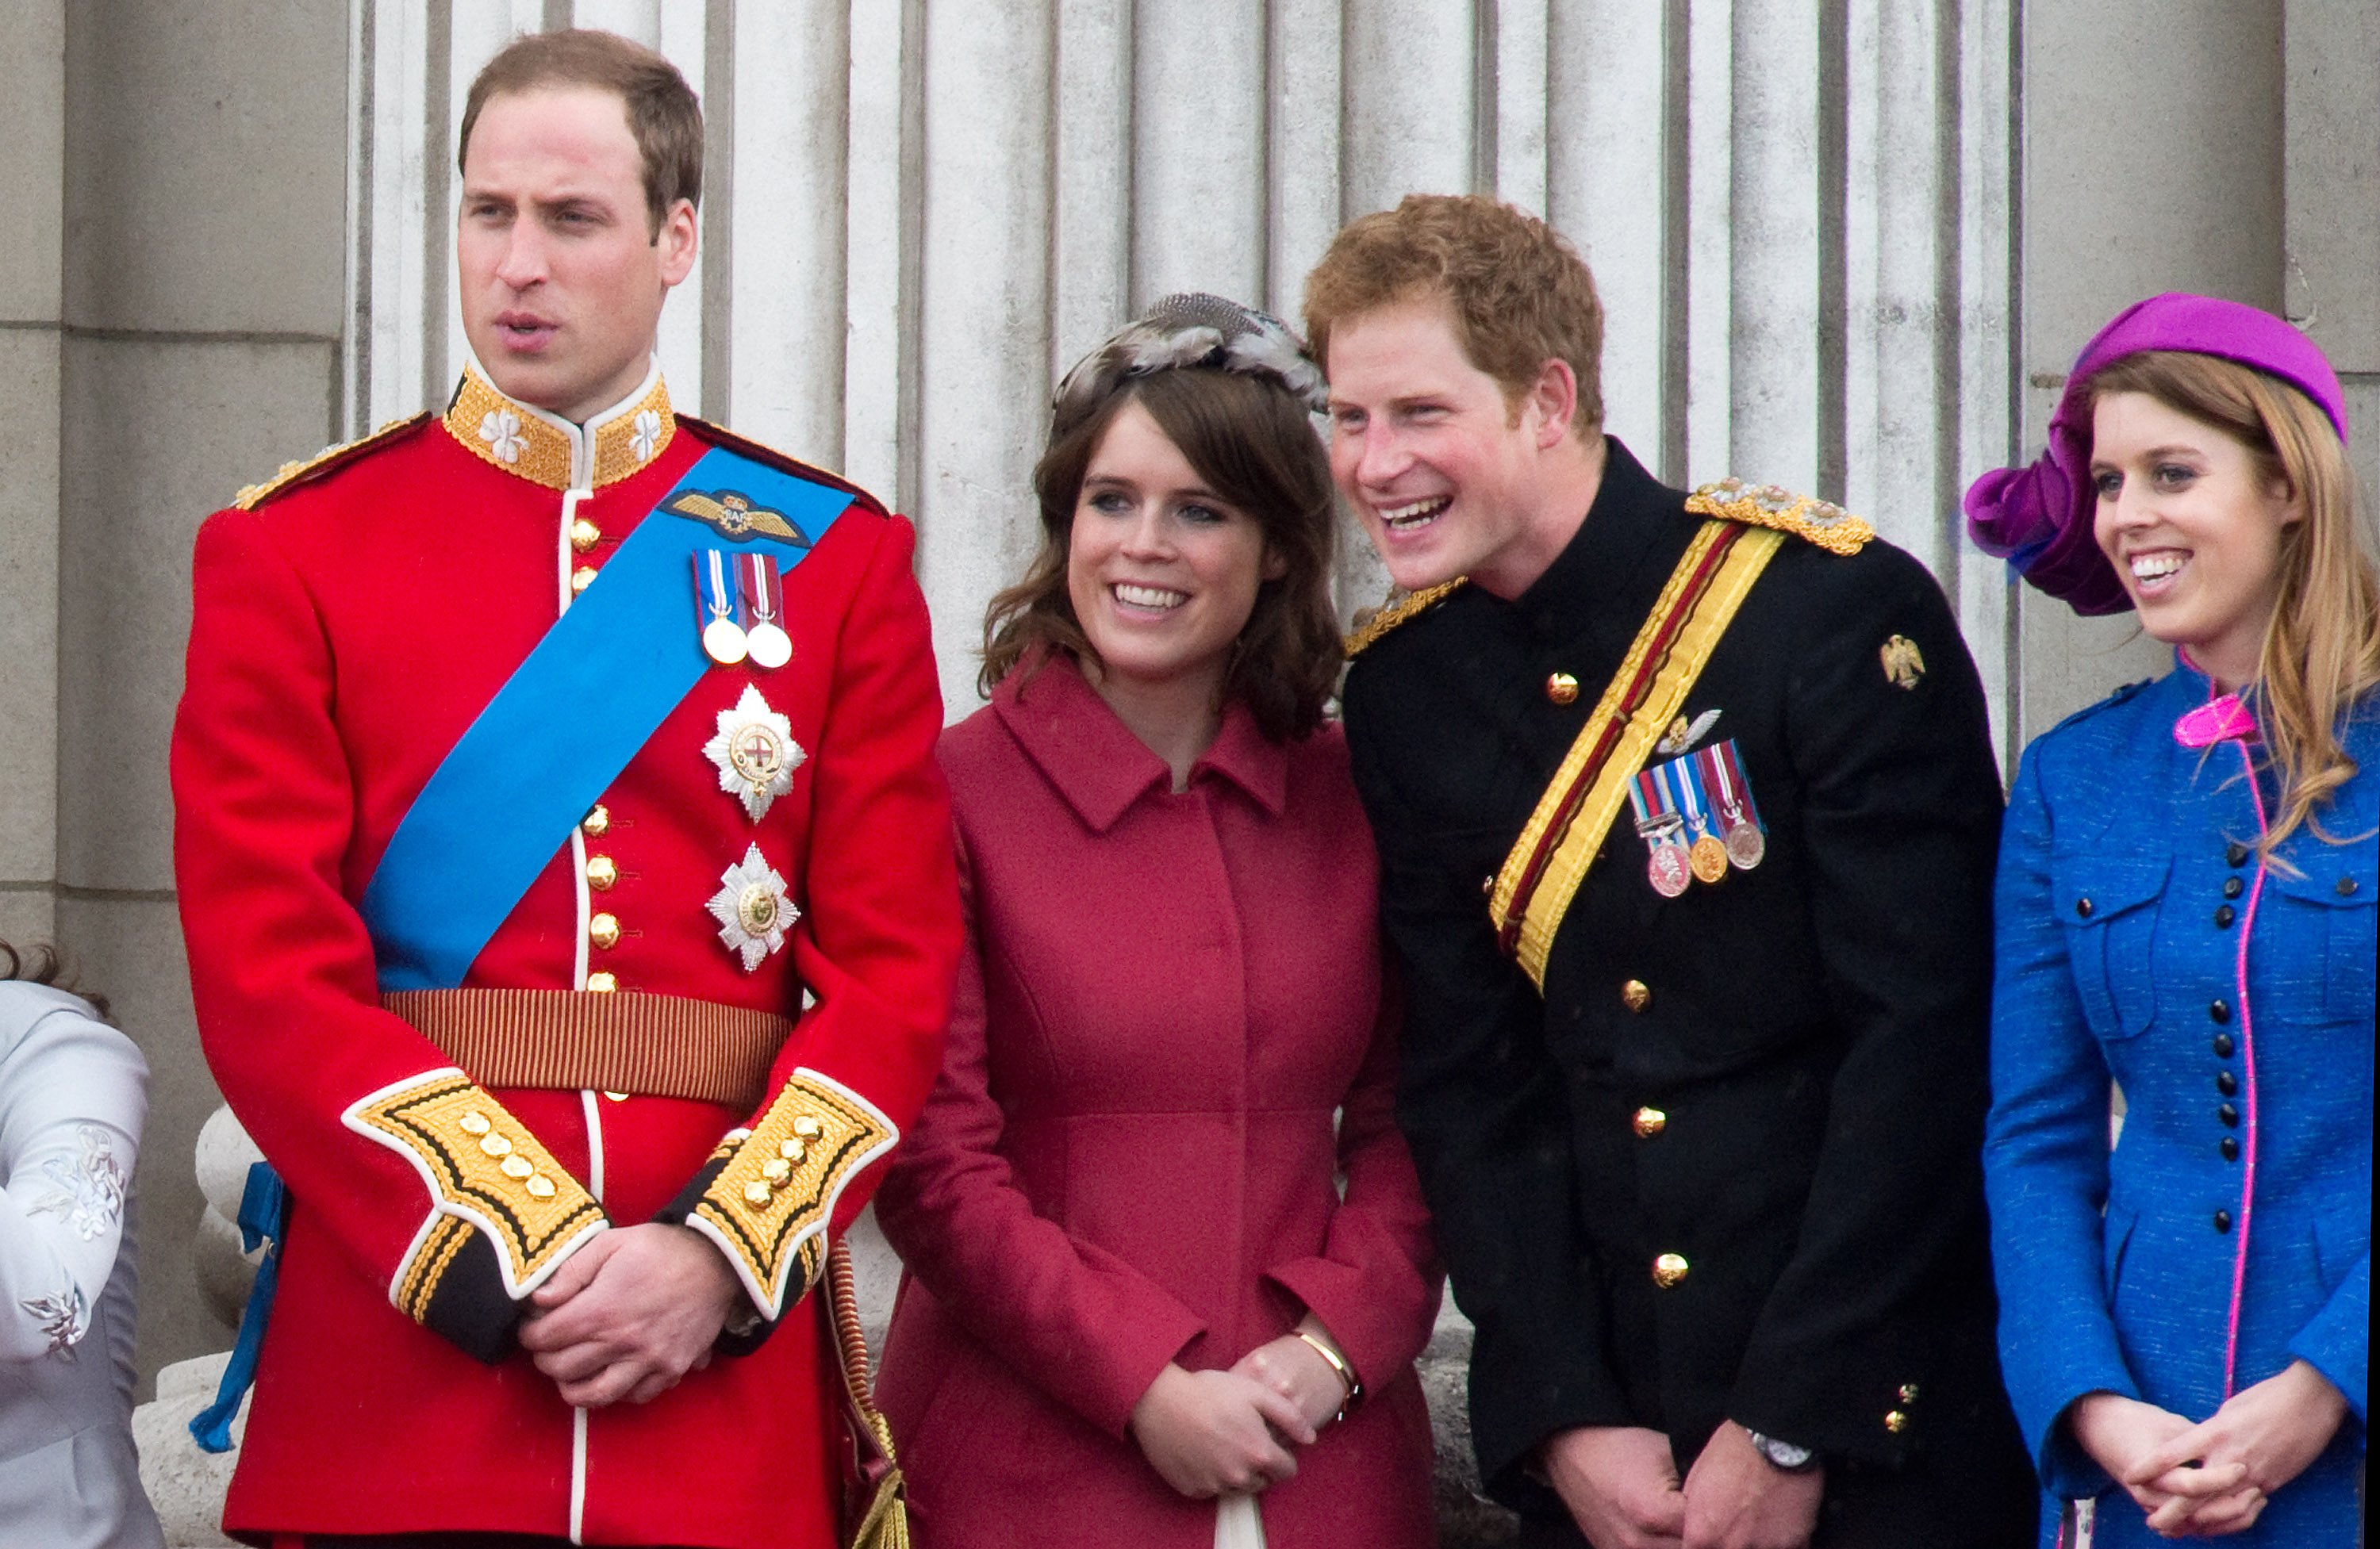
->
992, 653, 1288, 833
441, 358, 676, 491
1508, 436, 1687, 643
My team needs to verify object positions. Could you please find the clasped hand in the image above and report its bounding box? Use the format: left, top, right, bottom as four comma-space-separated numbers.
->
518, 1221, 743, 1409
1127, 1321, 1349, 1499
2069, 1360, 2347, 1538
1542, 1421, 1823, 1549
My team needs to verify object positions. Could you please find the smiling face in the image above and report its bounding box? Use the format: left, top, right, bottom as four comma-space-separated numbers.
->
1324, 297, 1576, 597
2090, 389, 2301, 688
1065, 398, 1282, 703
457, 86, 697, 423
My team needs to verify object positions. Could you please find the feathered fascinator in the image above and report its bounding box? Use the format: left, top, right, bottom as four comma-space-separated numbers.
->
1054, 292, 1330, 430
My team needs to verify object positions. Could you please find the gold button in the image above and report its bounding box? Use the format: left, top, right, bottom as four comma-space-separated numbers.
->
588, 912, 620, 950
778, 1138, 808, 1164
582, 804, 610, 837
524, 1175, 556, 1198
570, 564, 599, 594
478, 1133, 512, 1157
458, 1111, 491, 1137
792, 1115, 823, 1140
743, 1179, 774, 1207
1545, 672, 1580, 706
603, 1090, 630, 1102
501, 1155, 534, 1179
570, 517, 601, 553
1632, 1106, 1668, 1138
1898, 1382, 1920, 1404
585, 971, 619, 993
1622, 980, 1652, 1013
585, 854, 617, 890
1883, 1409, 1909, 1434
1652, 1252, 1690, 1288
761, 1158, 791, 1183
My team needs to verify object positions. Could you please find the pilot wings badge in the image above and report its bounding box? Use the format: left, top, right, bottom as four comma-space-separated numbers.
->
665, 488, 812, 546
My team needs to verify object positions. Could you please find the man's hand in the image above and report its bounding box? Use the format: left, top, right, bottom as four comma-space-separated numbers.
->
519, 1222, 743, 1409
2067, 1392, 2256, 1533
1541, 1425, 1687, 1549
2128, 1361, 2346, 1537
1679, 1421, 1822, 1549
1230, 1317, 1354, 1437
1128, 1363, 1313, 1499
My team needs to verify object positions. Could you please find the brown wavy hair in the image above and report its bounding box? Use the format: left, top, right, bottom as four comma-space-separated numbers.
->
0, 938, 109, 1020
1303, 192, 1605, 438
459, 29, 702, 237
979, 367, 1340, 742
2083, 350, 2380, 855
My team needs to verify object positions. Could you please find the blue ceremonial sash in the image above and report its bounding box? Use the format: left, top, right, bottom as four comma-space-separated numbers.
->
361, 447, 854, 991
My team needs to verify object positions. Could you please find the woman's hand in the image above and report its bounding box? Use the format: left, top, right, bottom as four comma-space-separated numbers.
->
1230, 1317, 1355, 1436
2068, 1391, 2263, 1536
2129, 1361, 2347, 1536
1128, 1363, 1314, 1499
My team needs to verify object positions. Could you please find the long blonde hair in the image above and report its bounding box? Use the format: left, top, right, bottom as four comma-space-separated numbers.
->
2084, 350, 2380, 853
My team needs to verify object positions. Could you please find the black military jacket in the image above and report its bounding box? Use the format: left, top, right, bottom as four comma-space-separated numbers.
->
1344, 440, 2031, 1525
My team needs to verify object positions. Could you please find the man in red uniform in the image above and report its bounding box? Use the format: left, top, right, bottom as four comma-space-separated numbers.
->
171, 30, 960, 1547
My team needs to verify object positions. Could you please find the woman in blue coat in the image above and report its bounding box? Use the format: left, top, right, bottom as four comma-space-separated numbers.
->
1967, 293, 2374, 1546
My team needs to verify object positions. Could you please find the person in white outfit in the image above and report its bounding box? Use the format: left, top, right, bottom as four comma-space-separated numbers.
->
0, 942, 164, 1548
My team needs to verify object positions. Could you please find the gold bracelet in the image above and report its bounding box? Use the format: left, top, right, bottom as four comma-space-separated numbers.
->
1295, 1329, 1363, 1423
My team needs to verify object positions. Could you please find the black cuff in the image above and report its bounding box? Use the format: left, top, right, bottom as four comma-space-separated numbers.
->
417, 1229, 523, 1364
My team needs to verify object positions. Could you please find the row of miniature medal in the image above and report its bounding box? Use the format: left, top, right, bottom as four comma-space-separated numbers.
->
695, 548, 793, 669
1630, 737, 1767, 898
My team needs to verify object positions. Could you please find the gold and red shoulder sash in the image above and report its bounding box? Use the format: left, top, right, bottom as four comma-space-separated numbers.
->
1487, 518, 1786, 988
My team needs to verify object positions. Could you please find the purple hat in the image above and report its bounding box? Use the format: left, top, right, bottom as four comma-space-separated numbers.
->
1963, 293, 2347, 615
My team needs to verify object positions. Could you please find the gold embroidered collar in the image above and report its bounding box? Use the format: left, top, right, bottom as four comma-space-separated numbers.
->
442, 361, 676, 491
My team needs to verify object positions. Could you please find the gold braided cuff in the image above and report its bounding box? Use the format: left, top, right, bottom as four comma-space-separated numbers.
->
345, 1068, 608, 1304
684, 1068, 896, 1319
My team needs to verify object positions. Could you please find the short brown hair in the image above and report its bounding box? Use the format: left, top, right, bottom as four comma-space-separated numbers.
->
1304, 194, 1605, 436
981, 370, 1342, 742
458, 29, 702, 237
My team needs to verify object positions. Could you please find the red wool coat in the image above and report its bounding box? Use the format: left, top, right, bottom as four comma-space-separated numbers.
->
873, 658, 1441, 1549
171, 368, 960, 1548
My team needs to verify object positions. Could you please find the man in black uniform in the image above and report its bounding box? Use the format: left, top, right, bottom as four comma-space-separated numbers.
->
1307, 195, 2035, 1548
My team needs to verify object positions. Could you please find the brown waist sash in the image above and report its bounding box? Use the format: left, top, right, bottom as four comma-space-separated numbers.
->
382, 987, 790, 1111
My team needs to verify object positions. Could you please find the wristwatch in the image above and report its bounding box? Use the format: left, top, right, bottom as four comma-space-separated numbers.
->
1745, 1430, 1818, 1473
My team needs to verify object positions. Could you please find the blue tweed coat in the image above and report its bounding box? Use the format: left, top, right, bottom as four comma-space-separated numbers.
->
1984, 658, 2373, 1547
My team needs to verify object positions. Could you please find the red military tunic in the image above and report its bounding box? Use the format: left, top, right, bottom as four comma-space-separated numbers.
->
171, 363, 962, 1547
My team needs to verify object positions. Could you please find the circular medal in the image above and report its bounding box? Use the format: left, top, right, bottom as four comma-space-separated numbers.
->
702, 616, 750, 666
1647, 843, 1692, 898
1725, 820, 1766, 870
746, 620, 793, 670
1689, 834, 1730, 885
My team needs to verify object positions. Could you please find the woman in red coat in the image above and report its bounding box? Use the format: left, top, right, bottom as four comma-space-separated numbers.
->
873, 295, 1442, 1548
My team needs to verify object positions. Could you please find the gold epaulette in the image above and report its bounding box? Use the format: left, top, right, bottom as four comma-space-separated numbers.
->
1684, 477, 1874, 556
1344, 579, 1468, 658
232, 413, 430, 510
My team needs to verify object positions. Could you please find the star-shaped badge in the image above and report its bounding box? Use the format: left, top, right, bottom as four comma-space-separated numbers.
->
706, 842, 798, 971
702, 684, 804, 822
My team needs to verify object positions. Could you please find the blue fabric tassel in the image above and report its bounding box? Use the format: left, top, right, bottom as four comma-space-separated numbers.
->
189, 1161, 287, 1454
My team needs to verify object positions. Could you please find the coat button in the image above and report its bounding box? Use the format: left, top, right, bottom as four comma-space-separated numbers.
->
1632, 1106, 1668, 1138
585, 854, 617, 890
524, 1175, 556, 1198
586, 971, 619, 993
2209, 999, 2230, 1025
2213, 1210, 2232, 1233
1883, 1410, 1909, 1434
1652, 1252, 1690, 1288
2213, 904, 2236, 927
1482, 874, 1497, 897
2220, 1137, 2239, 1161
1622, 980, 1653, 1013
570, 564, 599, 594
1898, 1382, 1920, 1404
2218, 1102, 2239, 1127
2221, 876, 2243, 899
2340, 876, 2360, 897
1545, 673, 1580, 706
2225, 841, 2249, 868
2216, 1070, 2237, 1096
582, 804, 611, 837
588, 912, 620, 950
570, 517, 601, 553
2075, 897, 2094, 918
2212, 1033, 2234, 1057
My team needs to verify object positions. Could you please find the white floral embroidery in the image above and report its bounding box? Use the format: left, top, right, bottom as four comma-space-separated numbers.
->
32, 1125, 128, 1241
22, 1283, 89, 1361
630, 407, 663, 462
478, 407, 525, 464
